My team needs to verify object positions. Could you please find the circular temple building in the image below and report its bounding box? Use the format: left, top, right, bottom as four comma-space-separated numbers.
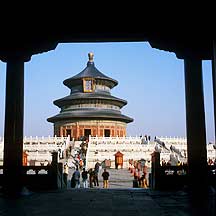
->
47, 53, 133, 140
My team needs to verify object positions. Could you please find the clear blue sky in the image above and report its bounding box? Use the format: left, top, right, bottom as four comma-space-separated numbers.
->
0, 42, 214, 142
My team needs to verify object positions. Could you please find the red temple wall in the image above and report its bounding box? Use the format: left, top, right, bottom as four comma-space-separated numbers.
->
54, 120, 127, 140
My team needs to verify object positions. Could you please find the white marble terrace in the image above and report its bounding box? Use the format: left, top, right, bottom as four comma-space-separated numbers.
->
85, 136, 216, 169
0, 135, 215, 168
0, 136, 71, 166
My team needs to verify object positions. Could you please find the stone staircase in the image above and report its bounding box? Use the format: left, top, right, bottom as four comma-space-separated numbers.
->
85, 138, 155, 169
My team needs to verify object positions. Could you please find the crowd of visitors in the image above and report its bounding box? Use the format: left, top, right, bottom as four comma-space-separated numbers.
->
131, 165, 149, 189
70, 162, 110, 189
132, 173, 148, 188
64, 160, 150, 189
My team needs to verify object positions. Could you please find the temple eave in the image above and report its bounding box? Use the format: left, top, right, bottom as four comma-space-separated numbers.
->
63, 77, 118, 89
47, 114, 133, 124
53, 97, 127, 108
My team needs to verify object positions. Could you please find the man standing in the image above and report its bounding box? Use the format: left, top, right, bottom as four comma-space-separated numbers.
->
88, 168, 94, 188
81, 168, 88, 188
94, 162, 100, 186
102, 168, 110, 188
73, 166, 81, 188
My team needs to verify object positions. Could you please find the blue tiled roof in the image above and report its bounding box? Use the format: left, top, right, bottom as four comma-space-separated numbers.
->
63, 61, 118, 88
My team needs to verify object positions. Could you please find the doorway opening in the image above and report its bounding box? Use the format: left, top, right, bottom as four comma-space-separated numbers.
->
84, 129, 91, 138
104, 129, 110, 137
66, 129, 72, 140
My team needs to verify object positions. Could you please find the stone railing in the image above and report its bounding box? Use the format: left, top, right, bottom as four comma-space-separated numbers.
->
85, 140, 91, 168
150, 151, 216, 190
89, 136, 189, 145
23, 135, 70, 145
89, 136, 147, 145
158, 136, 187, 144
0, 152, 66, 191
0, 135, 70, 147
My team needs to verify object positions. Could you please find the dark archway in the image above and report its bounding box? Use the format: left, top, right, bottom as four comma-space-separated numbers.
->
0, 29, 215, 196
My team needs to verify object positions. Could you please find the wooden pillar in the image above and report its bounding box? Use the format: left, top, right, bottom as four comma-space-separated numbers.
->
76, 122, 79, 140
56, 127, 60, 137
184, 58, 208, 193
212, 40, 216, 144
3, 59, 24, 196
96, 122, 99, 136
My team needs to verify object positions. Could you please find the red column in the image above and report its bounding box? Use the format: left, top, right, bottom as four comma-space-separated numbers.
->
184, 58, 208, 193
3, 59, 25, 196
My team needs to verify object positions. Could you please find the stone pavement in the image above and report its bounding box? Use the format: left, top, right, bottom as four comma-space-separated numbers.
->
67, 168, 136, 189
0, 188, 215, 216
0, 168, 215, 216
67, 167, 151, 189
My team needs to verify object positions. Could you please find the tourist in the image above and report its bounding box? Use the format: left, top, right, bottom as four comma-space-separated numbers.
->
63, 162, 69, 187
93, 169, 99, 187
140, 173, 148, 188
79, 159, 84, 170
161, 159, 166, 166
70, 173, 76, 188
144, 135, 148, 142
88, 168, 94, 188
133, 175, 139, 188
102, 168, 110, 188
72, 166, 81, 188
81, 168, 88, 188
94, 162, 100, 173
94, 162, 100, 186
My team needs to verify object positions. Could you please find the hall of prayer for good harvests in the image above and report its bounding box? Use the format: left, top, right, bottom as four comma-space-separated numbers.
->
47, 53, 133, 140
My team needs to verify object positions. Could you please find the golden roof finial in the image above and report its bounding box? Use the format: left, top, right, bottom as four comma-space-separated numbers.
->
88, 52, 94, 62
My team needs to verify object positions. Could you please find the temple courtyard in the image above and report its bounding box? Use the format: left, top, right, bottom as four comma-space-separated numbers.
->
0, 168, 215, 216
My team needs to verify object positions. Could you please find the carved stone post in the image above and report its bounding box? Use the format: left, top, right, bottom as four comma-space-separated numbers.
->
151, 151, 160, 189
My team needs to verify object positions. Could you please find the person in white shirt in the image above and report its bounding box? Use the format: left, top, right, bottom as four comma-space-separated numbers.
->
63, 163, 69, 187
